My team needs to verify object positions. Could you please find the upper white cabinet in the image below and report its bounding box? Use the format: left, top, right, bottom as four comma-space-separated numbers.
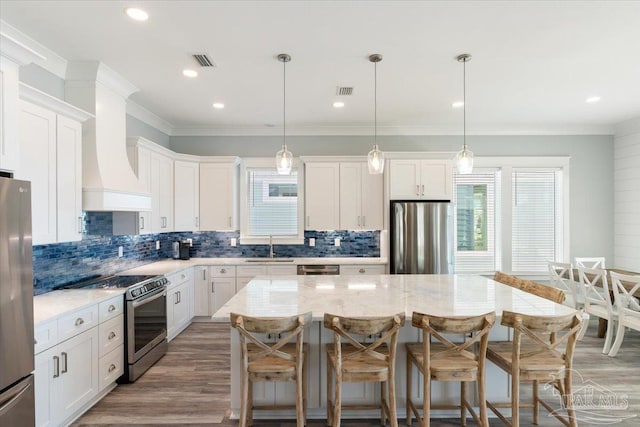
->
150, 151, 174, 233
17, 88, 91, 245
305, 162, 340, 230
389, 159, 453, 200
174, 160, 200, 232
339, 162, 383, 230
199, 158, 239, 231
124, 141, 152, 234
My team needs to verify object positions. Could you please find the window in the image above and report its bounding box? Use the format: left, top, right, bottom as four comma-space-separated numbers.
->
240, 158, 305, 244
453, 157, 569, 275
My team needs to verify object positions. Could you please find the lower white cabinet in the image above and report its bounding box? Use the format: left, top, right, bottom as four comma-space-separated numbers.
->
211, 277, 236, 315
166, 269, 194, 341
34, 294, 123, 427
340, 264, 386, 275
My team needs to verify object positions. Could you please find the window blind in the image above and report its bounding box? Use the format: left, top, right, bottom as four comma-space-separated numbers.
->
247, 169, 298, 236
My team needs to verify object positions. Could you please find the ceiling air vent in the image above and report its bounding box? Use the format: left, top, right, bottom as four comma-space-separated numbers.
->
192, 53, 216, 67
336, 86, 354, 96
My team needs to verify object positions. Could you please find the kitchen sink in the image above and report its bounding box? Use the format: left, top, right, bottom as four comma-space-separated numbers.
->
245, 258, 295, 263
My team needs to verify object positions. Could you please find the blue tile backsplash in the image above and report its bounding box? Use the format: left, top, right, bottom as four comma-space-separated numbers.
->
33, 214, 380, 295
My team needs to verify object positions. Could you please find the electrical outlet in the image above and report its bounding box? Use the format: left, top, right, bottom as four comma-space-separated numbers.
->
230, 238, 237, 247
334, 238, 340, 247
118, 246, 124, 257
155, 240, 160, 250
187, 238, 193, 247
309, 237, 315, 247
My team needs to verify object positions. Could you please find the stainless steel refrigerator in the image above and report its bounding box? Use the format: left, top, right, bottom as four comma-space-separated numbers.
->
0, 176, 35, 426
390, 201, 454, 274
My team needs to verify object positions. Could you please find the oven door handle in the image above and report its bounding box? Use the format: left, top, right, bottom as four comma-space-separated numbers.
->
132, 290, 167, 308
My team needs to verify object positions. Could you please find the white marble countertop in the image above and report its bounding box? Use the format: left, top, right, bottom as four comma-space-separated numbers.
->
212, 274, 576, 322
119, 257, 387, 276
34, 288, 126, 326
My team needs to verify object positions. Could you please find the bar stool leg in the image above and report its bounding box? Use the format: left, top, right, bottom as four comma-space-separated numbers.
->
239, 369, 248, 427
381, 380, 388, 425
460, 381, 467, 427
327, 361, 333, 427
333, 371, 342, 427
248, 380, 254, 427
478, 363, 488, 427
423, 365, 430, 427
389, 372, 398, 427
406, 352, 412, 426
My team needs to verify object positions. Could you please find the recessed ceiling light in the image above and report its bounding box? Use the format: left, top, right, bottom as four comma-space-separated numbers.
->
124, 7, 149, 21
333, 102, 345, 108
212, 103, 225, 109
452, 101, 464, 108
586, 96, 601, 103
182, 69, 198, 78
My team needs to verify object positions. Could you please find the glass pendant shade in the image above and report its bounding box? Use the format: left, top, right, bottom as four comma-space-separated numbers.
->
276, 144, 293, 175
455, 147, 474, 174
367, 144, 385, 174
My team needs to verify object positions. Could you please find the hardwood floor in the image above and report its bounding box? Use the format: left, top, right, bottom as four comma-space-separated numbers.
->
73, 319, 640, 426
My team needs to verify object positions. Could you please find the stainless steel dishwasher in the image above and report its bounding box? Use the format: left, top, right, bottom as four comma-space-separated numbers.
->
297, 265, 340, 275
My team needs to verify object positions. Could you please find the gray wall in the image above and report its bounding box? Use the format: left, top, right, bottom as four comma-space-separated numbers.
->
126, 115, 170, 148
171, 134, 615, 263
19, 64, 65, 99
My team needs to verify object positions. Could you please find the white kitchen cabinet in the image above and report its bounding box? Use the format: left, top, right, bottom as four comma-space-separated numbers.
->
199, 159, 239, 231
193, 265, 237, 318
151, 151, 174, 233
18, 99, 85, 244
340, 264, 386, 275
339, 162, 383, 230
389, 159, 453, 200
123, 141, 152, 235
305, 162, 340, 230
174, 160, 200, 231
211, 277, 236, 315
193, 266, 210, 317
166, 269, 194, 341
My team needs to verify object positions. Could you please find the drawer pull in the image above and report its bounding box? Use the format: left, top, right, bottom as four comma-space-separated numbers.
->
359, 268, 366, 274
34, 338, 37, 345
53, 356, 60, 378
202, 269, 206, 280
108, 304, 116, 312
75, 317, 85, 326
108, 331, 116, 340
61, 352, 68, 374
220, 268, 226, 274
108, 364, 117, 373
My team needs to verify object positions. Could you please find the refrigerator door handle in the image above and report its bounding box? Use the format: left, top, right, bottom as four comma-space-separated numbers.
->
0, 381, 32, 417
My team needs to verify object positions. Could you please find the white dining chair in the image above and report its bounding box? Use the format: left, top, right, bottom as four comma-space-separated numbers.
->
577, 267, 617, 353
608, 272, 640, 357
574, 257, 606, 269
548, 262, 580, 309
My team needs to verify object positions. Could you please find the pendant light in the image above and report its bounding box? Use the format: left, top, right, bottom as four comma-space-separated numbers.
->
276, 53, 293, 175
455, 53, 473, 174
367, 54, 385, 174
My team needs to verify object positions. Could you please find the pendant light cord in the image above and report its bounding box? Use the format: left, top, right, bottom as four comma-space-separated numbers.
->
374, 60, 378, 148
283, 57, 286, 149
463, 57, 467, 151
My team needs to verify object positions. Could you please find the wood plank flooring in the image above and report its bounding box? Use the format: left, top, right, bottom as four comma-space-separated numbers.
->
73, 319, 640, 426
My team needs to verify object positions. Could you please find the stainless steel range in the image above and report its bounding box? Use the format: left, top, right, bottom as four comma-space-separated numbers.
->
59, 274, 169, 382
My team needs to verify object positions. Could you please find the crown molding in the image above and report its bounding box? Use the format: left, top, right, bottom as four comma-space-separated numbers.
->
126, 100, 174, 135
0, 20, 65, 76
19, 83, 94, 122
66, 61, 138, 99
0, 31, 45, 66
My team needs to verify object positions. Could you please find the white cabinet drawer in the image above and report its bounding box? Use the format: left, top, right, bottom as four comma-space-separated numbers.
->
98, 314, 124, 357
34, 319, 58, 354
58, 304, 99, 342
167, 268, 192, 289
210, 265, 236, 277
340, 264, 386, 275
98, 295, 124, 323
269, 265, 297, 275
99, 345, 124, 391
237, 265, 268, 277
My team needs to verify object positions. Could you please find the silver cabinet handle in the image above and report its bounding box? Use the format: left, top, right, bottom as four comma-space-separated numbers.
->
75, 317, 84, 326
359, 268, 366, 274
421, 184, 425, 196
108, 304, 116, 313
108, 331, 116, 340
108, 364, 116, 373
211, 281, 215, 293
357, 216, 361, 226
195, 216, 199, 227
61, 352, 68, 374
53, 356, 60, 378
77, 216, 83, 233
362, 216, 366, 227
220, 268, 226, 274
416, 184, 420, 196
140, 216, 145, 230
202, 269, 206, 280
34, 338, 37, 345
174, 292, 179, 305
178, 291, 181, 304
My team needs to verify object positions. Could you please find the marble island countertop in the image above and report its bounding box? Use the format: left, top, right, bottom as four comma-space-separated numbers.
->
33, 288, 126, 326
212, 274, 576, 321
118, 256, 387, 276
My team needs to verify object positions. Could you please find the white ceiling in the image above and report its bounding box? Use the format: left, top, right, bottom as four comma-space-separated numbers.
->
2, 0, 640, 136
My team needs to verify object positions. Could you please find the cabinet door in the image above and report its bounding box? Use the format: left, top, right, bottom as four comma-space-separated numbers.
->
389, 160, 421, 200
18, 101, 57, 244
361, 167, 383, 229
211, 278, 236, 314
339, 163, 362, 230
136, 147, 152, 234
174, 160, 199, 231
200, 163, 236, 231
193, 266, 210, 316
34, 348, 56, 427
150, 152, 174, 233
305, 163, 340, 230
0, 59, 20, 172
55, 328, 99, 425
420, 160, 453, 200
56, 115, 82, 242
168, 283, 190, 340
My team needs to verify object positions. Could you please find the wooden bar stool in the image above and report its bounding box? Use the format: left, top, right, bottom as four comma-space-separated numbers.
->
406, 311, 496, 427
486, 310, 583, 427
231, 312, 312, 427
324, 312, 405, 427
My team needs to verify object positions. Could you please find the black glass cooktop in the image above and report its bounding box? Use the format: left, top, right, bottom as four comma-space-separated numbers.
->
58, 275, 159, 290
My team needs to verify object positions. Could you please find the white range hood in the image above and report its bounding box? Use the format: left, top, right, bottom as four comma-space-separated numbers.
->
65, 61, 151, 212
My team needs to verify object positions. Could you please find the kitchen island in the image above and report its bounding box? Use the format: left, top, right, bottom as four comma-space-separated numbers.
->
212, 274, 576, 420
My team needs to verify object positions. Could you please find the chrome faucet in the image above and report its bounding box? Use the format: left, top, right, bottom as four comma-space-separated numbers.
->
269, 235, 276, 258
